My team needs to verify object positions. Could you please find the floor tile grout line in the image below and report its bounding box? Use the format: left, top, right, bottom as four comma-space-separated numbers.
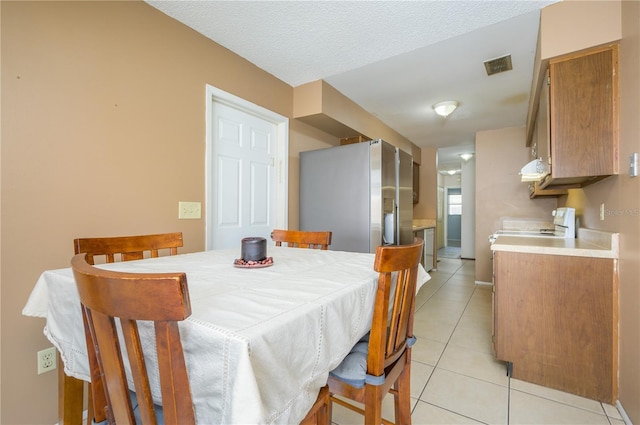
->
413, 399, 492, 425
413, 262, 483, 410
508, 385, 618, 421
412, 259, 468, 404
507, 366, 512, 424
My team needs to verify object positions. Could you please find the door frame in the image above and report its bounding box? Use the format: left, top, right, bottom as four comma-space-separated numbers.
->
444, 185, 462, 247
205, 85, 289, 250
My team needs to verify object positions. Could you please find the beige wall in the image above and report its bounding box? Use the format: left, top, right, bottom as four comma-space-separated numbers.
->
287, 119, 339, 230
475, 126, 558, 283
293, 80, 422, 161
616, 3, 640, 415
540, 0, 622, 60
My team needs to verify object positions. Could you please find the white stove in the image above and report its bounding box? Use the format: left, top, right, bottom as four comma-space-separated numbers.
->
490, 208, 576, 242
551, 207, 576, 238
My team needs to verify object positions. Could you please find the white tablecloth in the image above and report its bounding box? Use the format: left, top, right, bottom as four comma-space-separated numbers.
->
23, 247, 429, 424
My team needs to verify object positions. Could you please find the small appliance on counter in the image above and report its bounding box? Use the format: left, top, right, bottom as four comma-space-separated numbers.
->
551, 207, 576, 238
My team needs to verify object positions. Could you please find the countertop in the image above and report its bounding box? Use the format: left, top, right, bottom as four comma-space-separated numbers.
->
413, 219, 436, 231
491, 228, 619, 259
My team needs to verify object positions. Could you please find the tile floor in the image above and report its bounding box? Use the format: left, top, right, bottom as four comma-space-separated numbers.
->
437, 246, 461, 260
331, 256, 626, 425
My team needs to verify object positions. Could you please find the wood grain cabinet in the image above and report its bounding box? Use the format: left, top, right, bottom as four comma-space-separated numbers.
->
538, 43, 619, 190
492, 251, 618, 403
412, 162, 419, 204
528, 75, 567, 198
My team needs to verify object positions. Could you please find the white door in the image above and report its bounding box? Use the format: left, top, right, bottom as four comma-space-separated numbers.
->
206, 86, 288, 250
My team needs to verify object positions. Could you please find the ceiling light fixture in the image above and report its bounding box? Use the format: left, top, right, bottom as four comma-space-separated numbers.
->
447, 170, 457, 175
433, 101, 458, 118
459, 153, 474, 162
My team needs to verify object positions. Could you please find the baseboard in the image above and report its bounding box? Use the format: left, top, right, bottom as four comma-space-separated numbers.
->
616, 400, 633, 425
475, 280, 492, 286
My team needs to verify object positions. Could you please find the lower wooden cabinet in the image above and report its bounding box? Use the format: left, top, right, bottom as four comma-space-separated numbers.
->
492, 251, 618, 403
413, 227, 436, 271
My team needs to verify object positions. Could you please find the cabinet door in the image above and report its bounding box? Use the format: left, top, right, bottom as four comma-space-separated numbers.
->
412, 162, 419, 204
537, 69, 551, 168
528, 71, 569, 198
491, 252, 498, 355
493, 251, 617, 403
549, 45, 618, 178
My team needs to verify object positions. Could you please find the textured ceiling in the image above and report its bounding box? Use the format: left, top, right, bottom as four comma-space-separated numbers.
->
145, 0, 560, 172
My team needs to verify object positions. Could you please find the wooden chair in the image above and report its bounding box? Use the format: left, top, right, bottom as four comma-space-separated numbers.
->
270, 229, 332, 250
299, 385, 330, 425
74, 232, 183, 264
327, 239, 424, 425
73, 232, 183, 424
71, 253, 195, 425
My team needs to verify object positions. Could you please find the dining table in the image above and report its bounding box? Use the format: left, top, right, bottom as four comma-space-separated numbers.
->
23, 246, 429, 424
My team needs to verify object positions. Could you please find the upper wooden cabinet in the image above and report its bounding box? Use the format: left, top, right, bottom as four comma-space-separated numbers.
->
538, 44, 619, 190
412, 162, 419, 204
529, 72, 567, 198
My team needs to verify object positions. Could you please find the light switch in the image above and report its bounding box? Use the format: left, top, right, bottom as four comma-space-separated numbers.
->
178, 201, 201, 219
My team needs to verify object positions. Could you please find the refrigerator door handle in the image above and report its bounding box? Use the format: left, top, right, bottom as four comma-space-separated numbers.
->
383, 212, 395, 244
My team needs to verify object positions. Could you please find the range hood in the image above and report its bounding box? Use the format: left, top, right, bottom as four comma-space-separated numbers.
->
520, 158, 549, 182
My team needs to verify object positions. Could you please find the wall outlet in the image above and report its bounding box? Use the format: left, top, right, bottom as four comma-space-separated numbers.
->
600, 203, 605, 221
178, 201, 201, 219
37, 347, 57, 374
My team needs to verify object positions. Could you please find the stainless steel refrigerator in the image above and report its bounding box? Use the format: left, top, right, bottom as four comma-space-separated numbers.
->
300, 139, 413, 253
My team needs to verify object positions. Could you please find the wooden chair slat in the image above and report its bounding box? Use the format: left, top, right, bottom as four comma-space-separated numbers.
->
271, 229, 332, 250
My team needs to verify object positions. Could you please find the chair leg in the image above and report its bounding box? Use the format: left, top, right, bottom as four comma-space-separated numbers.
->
87, 383, 94, 423
364, 385, 385, 425
394, 365, 412, 425
58, 363, 84, 425
316, 390, 330, 425
300, 385, 330, 425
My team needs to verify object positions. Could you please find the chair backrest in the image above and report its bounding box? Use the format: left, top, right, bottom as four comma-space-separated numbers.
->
74, 232, 183, 264
71, 253, 195, 425
74, 232, 183, 424
368, 239, 424, 376
270, 229, 332, 250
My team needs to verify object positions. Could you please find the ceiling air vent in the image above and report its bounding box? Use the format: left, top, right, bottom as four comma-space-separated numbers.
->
484, 54, 513, 76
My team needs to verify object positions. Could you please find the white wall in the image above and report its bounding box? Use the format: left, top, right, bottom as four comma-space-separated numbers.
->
461, 158, 476, 259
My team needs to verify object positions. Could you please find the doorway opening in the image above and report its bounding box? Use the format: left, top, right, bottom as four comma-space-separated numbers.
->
446, 187, 462, 247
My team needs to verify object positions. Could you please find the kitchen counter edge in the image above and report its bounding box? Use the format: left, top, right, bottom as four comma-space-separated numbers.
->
491, 229, 619, 259
412, 218, 436, 231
